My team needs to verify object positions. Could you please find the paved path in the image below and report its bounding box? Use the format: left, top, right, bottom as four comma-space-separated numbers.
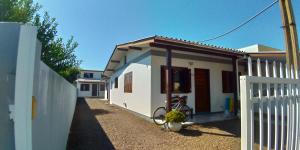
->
67, 98, 241, 150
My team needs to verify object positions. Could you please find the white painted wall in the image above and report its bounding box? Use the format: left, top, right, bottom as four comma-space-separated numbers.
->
151, 54, 245, 114
76, 82, 92, 97
79, 71, 102, 80
76, 82, 106, 98
0, 23, 24, 150
0, 23, 77, 150
108, 48, 246, 117
109, 55, 152, 117
32, 62, 77, 150
239, 44, 281, 52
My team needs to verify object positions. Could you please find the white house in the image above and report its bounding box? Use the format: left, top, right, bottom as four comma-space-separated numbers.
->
75, 70, 107, 98
103, 36, 283, 117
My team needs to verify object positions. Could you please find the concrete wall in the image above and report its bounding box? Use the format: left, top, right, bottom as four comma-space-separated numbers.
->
0, 23, 77, 150
32, 62, 76, 150
109, 55, 152, 117
0, 23, 22, 150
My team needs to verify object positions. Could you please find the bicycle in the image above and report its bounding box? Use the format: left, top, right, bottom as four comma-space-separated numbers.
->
152, 95, 192, 125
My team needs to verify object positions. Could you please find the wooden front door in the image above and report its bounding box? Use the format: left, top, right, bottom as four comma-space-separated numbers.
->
92, 84, 97, 96
194, 68, 211, 113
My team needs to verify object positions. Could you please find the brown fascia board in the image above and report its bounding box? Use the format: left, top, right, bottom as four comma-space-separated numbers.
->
248, 52, 285, 57
110, 60, 120, 63
128, 46, 142, 50
117, 36, 156, 47
103, 35, 246, 75
153, 36, 244, 54
117, 48, 128, 51
150, 42, 244, 58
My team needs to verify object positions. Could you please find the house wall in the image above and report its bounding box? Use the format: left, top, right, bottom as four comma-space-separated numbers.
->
79, 71, 102, 80
151, 52, 245, 114
77, 82, 105, 98
109, 55, 152, 117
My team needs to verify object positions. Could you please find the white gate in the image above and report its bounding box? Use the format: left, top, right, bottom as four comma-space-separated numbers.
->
240, 57, 300, 150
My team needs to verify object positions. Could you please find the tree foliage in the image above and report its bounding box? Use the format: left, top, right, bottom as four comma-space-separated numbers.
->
0, 0, 81, 82
0, 0, 40, 23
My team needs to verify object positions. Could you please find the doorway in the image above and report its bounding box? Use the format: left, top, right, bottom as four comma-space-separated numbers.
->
194, 68, 211, 113
92, 84, 98, 96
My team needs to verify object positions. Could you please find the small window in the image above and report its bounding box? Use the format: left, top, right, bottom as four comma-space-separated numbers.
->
161, 66, 191, 93
124, 72, 132, 93
99, 83, 105, 91
114, 77, 118, 88
83, 73, 93, 78
222, 71, 234, 93
80, 84, 90, 91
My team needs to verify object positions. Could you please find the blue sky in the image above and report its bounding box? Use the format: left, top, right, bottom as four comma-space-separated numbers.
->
34, 0, 300, 70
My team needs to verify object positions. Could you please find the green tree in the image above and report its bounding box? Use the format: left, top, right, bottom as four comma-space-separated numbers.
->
0, 0, 81, 82
0, 0, 40, 23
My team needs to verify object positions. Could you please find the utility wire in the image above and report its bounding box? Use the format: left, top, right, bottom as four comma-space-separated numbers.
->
200, 0, 279, 42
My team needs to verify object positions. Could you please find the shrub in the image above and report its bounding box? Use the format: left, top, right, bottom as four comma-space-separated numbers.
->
165, 110, 185, 123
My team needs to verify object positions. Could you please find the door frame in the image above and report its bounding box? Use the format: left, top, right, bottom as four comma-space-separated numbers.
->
194, 68, 211, 113
92, 84, 98, 96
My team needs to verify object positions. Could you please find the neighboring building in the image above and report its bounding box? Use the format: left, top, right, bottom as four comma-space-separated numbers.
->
239, 44, 281, 53
75, 70, 107, 98
102, 36, 283, 117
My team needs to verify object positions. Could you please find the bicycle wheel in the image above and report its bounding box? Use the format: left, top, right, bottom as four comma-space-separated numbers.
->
152, 107, 167, 125
180, 105, 192, 122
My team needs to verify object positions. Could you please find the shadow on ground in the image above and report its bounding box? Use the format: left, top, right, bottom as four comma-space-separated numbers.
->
199, 119, 241, 137
178, 128, 202, 136
67, 98, 115, 150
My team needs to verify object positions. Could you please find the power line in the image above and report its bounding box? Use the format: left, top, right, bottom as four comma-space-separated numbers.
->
200, 0, 279, 42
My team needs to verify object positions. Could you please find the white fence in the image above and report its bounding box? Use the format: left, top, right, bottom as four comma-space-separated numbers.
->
0, 23, 77, 150
240, 57, 300, 150
32, 62, 76, 150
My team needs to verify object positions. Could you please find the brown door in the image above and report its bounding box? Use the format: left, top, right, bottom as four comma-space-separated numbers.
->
194, 68, 210, 113
92, 84, 97, 96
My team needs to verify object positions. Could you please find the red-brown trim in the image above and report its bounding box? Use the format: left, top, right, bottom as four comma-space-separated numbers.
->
129, 46, 142, 50
117, 48, 128, 51
111, 60, 120, 63
149, 42, 242, 58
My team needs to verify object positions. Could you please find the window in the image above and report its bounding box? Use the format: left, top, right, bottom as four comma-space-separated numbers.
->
83, 72, 93, 78
222, 71, 234, 93
124, 72, 132, 93
114, 77, 118, 88
80, 84, 90, 91
100, 83, 105, 91
161, 66, 191, 93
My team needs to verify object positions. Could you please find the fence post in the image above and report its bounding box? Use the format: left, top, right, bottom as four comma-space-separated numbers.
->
273, 61, 279, 150
240, 75, 251, 150
280, 62, 285, 150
